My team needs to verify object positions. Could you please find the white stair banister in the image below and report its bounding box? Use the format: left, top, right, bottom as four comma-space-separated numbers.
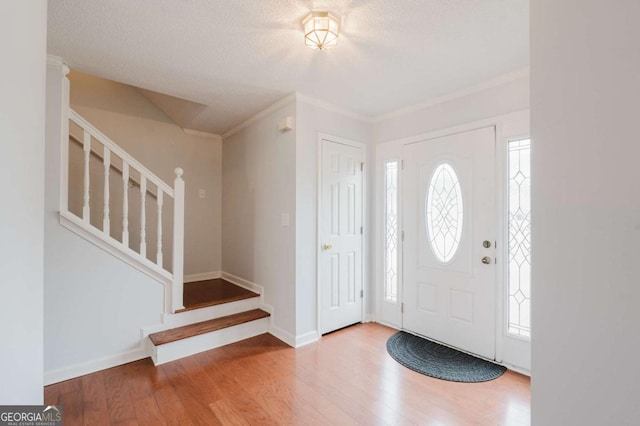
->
156, 189, 163, 267
103, 147, 111, 235
172, 167, 185, 312
140, 176, 147, 258
82, 130, 91, 222
63, 108, 186, 315
122, 162, 129, 246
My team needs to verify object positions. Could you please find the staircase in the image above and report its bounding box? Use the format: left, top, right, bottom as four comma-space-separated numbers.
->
147, 278, 270, 365
60, 106, 273, 366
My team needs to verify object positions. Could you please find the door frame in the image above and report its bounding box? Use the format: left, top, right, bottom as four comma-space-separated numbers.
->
316, 133, 367, 336
374, 110, 530, 372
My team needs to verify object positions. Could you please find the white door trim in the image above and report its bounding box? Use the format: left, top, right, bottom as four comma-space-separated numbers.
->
316, 133, 367, 336
374, 110, 530, 371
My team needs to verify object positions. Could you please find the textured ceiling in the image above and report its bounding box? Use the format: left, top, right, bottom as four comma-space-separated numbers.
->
47, 0, 529, 135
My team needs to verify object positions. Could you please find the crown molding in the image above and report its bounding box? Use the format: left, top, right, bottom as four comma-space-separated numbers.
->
222, 93, 297, 139
182, 128, 222, 141
373, 68, 530, 122
295, 92, 373, 123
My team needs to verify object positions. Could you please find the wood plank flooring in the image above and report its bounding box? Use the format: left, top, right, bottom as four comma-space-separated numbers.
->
45, 323, 530, 425
177, 279, 258, 313
149, 309, 270, 346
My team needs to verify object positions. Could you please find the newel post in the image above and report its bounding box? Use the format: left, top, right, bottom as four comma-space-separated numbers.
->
171, 167, 185, 312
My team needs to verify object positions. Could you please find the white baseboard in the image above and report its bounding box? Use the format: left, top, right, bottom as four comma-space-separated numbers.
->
374, 319, 401, 330
184, 271, 222, 283
363, 313, 375, 323
501, 362, 531, 377
220, 272, 264, 295
268, 323, 296, 348
44, 347, 147, 385
295, 330, 320, 348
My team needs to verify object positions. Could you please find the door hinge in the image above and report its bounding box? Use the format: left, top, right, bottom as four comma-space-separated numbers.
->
402, 230, 405, 241
401, 302, 404, 313
360, 289, 364, 298
360, 162, 365, 171
360, 226, 363, 235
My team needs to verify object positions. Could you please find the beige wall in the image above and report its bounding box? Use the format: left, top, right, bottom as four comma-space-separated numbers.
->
0, 0, 46, 404
531, 1, 640, 424
222, 101, 297, 341
67, 71, 222, 275
372, 73, 530, 144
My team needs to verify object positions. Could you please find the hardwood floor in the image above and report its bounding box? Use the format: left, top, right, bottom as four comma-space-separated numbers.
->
178, 279, 259, 312
149, 309, 270, 346
44, 323, 530, 425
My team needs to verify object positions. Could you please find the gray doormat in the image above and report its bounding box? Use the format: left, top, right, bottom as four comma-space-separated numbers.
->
386, 331, 506, 383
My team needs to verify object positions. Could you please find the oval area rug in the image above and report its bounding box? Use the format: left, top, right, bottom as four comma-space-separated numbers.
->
386, 331, 506, 383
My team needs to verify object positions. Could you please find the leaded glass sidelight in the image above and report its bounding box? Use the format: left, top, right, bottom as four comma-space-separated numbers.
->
426, 163, 463, 263
384, 161, 399, 303
507, 139, 531, 338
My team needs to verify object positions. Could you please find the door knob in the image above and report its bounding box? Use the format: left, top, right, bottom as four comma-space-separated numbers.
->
481, 256, 492, 264
323, 243, 333, 250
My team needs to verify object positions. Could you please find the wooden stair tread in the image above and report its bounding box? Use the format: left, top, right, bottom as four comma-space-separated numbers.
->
176, 279, 259, 313
149, 309, 270, 346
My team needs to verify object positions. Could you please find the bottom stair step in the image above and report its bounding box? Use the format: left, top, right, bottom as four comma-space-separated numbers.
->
148, 309, 270, 365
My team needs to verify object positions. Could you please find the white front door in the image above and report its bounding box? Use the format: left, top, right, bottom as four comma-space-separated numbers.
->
320, 138, 363, 334
403, 126, 496, 359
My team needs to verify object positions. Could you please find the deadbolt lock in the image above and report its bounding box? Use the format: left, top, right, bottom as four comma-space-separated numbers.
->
483, 240, 492, 248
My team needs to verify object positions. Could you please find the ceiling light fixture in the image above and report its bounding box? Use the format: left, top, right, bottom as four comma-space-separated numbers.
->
302, 12, 340, 50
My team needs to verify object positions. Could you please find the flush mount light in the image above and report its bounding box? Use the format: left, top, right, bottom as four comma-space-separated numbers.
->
302, 11, 340, 50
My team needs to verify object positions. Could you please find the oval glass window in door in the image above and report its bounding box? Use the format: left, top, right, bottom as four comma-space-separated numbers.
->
426, 163, 463, 263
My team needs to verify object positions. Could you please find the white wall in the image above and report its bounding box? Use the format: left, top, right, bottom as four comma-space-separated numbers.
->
44, 60, 165, 383
222, 100, 297, 342
531, 1, 640, 424
0, 1, 47, 403
68, 71, 222, 275
373, 72, 530, 144
295, 97, 373, 339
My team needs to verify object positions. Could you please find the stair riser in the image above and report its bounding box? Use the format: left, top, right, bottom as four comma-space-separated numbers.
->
150, 317, 269, 365
143, 297, 262, 338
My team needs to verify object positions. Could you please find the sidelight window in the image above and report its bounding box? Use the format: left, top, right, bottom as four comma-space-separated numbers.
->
507, 139, 531, 338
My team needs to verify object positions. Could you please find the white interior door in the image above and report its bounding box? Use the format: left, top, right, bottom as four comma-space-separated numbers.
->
320, 139, 363, 334
403, 126, 496, 359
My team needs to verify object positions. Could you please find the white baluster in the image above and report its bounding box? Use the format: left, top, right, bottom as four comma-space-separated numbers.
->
156, 189, 163, 267
103, 147, 110, 235
82, 130, 91, 222
172, 167, 185, 312
140, 176, 147, 257
122, 162, 129, 246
